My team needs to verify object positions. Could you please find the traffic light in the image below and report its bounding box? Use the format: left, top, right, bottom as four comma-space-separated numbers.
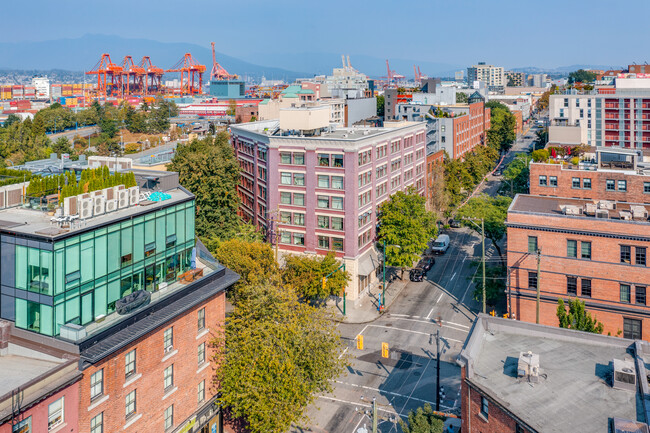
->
503, 313, 510, 319
489, 310, 496, 317
381, 342, 389, 358
356, 335, 364, 350
322, 278, 326, 290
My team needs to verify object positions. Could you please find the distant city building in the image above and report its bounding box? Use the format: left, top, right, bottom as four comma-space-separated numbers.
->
467, 63, 505, 92
504, 71, 526, 87
459, 315, 650, 432
230, 118, 426, 300
235, 103, 259, 123
209, 79, 245, 98
312, 60, 370, 99
455, 70, 464, 82
31, 76, 50, 99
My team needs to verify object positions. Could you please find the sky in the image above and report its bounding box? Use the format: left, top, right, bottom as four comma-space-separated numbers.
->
3, 0, 650, 70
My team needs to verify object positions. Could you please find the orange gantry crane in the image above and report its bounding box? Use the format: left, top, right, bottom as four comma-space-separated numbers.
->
210, 42, 238, 81
121, 56, 145, 96
86, 54, 124, 97
139, 56, 164, 96
166, 53, 206, 96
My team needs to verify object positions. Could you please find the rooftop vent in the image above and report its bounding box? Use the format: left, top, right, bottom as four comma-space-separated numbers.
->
613, 358, 636, 391
518, 351, 540, 383
563, 205, 582, 216
595, 209, 610, 219
584, 202, 597, 215
598, 200, 616, 210
631, 205, 649, 220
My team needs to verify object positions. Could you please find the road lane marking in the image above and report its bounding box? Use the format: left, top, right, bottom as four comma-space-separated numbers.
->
367, 325, 463, 343
387, 316, 470, 333
425, 307, 435, 320
387, 315, 471, 330
450, 272, 457, 282
437, 293, 444, 303
317, 396, 410, 418
339, 347, 349, 360
333, 382, 455, 410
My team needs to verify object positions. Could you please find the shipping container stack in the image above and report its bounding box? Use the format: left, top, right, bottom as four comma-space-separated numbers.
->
12, 85, 24, 100
24, 86, 36, 100
62, 84, 73, 97
0, 86, 11, 100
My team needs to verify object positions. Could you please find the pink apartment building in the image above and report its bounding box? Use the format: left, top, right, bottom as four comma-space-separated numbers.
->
230, 111, 426, 300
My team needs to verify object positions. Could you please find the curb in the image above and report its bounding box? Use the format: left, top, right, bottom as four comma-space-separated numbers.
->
330, 278, 411, 325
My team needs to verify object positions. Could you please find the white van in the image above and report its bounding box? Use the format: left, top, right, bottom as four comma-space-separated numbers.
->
431, 234, 450, 254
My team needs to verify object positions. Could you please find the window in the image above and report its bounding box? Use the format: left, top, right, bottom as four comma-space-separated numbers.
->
90, 413, 103, 433
549, 176, 557, 187
572, 178, 580, 188
125, 349, 136, 379
164, 405, 174, 430
636, 247, 646, 266
125, 390, 136, 419
198, 380, 205, 405
280, 152, 292, 164
165, 234, 176, 249
606, 179, 615, 191
621, 284, 631, 303
621, 245, 631, 264
618, 180, 627, 191
645, 182, 650, 194
164, 365, 174, 390
332, 238, 344, 252
48, 397, 64, 430
567, 276, 577, 295
293, 193, 305, 206
198, 308, 205, 331
318, 175, 330, 188
581, 279, 592, 297
583, 178, 592, 189
90, 369, 103, 400
318, 154, 330, 167
280, 172, 292, 185
567, 240, 577, 258
581, 242, 591, 260
293, 233, 305, 246
637, 286, 646, 305
318, 236, 330, 249
331, 217, 344, 231
293, 213, 305, 226
318, 215, 329, 229
528, 272, 538, 289
198, 342, 206, 366
164, 328, 173, 353
539, 175, 547, 186
331, 176, 344, 190
121, 253, 132, 267
331, 197, 344, 210
624, 318, 642, 340
279, 231, 291, 244
317, 196, 329, 208
293, 153, 305, 165
293, 173, 305, 186
480, 396, 489, 419
280, 192, 291, 204
145, 242, 156, 257
528, 236, 538, 253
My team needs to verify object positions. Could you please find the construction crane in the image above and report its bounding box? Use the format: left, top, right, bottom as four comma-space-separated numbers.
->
121, 56, 145, 96
210, 42, 238, 81
166, 53, 206, 96
383, 60, 404, 87
413, 65, 428, 84
86, 54, 124, 98
139, 56, 164, 96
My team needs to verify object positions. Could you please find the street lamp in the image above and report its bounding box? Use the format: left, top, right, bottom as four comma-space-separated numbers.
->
462, 217, 486, 314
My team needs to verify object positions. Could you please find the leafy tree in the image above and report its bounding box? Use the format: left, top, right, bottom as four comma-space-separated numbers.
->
470, 262, 506, 307
556, 298, 604, 334
282, 252, 350, 303
531, 149, 549, 162
378, 188, 437, 277
213, 282, 346, 433
456, 194, 512, 267
51, 137, 73, 157
500, 153, 531, 196
167, 132, 241, 240
533, 127, 548, 150
3, 114, 21, 128
486, 101, 516, 154
376, 94, 385, 117
456, 92, 468, 104
568, 69, 597, 84
226, 99, 237, 116
399, 404, 445, 433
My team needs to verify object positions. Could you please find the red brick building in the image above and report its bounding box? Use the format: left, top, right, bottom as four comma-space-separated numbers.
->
459, 315, 650, 432
235, 104, 258, 123
507, 194, 650, 339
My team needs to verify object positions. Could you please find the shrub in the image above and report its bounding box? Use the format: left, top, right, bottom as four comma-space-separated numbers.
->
124, 143, 141, 154
570, 156, 580, 166
531, 149, 549, 162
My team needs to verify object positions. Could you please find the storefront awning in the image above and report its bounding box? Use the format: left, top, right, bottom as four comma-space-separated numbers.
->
358, 248, 380, 276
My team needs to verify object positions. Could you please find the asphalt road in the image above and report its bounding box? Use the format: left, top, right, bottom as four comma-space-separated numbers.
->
48, 125, 100, 142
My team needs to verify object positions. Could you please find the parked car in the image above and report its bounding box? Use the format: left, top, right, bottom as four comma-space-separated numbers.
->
494, 168, 503, 176
409, 267, 425, 282
449, 219, 462, 228
419, 257, 435, 272
431, 234, 450, 254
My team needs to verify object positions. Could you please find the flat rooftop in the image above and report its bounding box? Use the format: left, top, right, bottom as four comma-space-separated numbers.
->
0, 352, 63, 393
0, 187, 192, 240
460, 315, 649, 432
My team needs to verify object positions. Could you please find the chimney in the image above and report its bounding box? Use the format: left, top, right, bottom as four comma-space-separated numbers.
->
518, 351, 540, 383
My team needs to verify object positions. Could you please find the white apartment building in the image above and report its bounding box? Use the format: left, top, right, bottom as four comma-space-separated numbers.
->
31, 76, 50, 99
467, 63, 505, 91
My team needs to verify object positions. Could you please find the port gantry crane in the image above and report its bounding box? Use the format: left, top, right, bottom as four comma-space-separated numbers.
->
166, 53, 206, 96
139, 56, 164, 96
210, 42, 238, 81
86, 54, 124, 98
121, 56, 145, 96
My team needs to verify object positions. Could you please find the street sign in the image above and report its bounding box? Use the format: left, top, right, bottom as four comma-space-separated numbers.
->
381, 342, 389, 358
357, 335, 364, 350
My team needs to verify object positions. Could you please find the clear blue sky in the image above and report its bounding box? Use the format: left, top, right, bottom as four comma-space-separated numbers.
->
4, 0, 649, 69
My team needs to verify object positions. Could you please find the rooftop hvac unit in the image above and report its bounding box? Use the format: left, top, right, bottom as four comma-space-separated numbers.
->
619, 211, 632, 221
77, 193, 91, 204
105, 199, 118, 213
583, 202, 597, 215
0, 190, 5, 209
630, 205, 649, 220
595, 209, 610, 219
598, 200, 616, 210
517, 351, 540, 383
128, 186, 140, 206
94, 197, 105, 216
79, 198, 93, 219
563, 205, 582, 215
612, 359, 636, 392
118, 189, 129, 209
64, 196, 78, 216
102, 187, 114, 200
93, 194, 104, 208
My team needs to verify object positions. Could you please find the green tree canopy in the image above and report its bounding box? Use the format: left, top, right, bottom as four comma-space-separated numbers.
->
499, 153, 531, 196
378, 188, 437, 276
399, 404, 445, 433
568, 69, 597, 84
533, 127, 548, 150
456, 92, 468, 104
470, 262, 506, 307
376, 94, 385, 117
51, 136, 73, 157
167, 131, 241, 240
486, 101, 516, 154
282, 252, 350, 303
213, 282, 346, 433
557, 298, 604, 334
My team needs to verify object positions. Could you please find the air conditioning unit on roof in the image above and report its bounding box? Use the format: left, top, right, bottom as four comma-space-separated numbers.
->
128, 186, 140, 206
595, 209, 609, 219
118, 189, 129, 209
105, 199, 117, 213
79, 198, 93, 219
94, 197, 105, 216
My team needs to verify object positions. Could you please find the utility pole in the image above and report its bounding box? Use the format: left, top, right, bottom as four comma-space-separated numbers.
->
372, 397, 377, 433
536, 248, 541, 324
435, 330, 441, 411
481, 219, 486, 315
382, 239, 386, 308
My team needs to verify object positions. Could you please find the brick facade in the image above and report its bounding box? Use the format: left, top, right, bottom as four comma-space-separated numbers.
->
78, 291, 225, 433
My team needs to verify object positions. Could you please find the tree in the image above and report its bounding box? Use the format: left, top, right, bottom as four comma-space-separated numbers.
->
533, 127, 548, 150
531, 149, 549, 162
399, 404, 445, 433
167, 132, 241, 240
51, 137, 73, 157
213, 282, 346, 433
282, 252, 350, 303
456, 194, 512, 267
500, 153, 531, 196
3, 114, 20, 128
226, 99, 237, 116
470, 263, 506, 307
568, 69, 597, 84
556, 298, 604, 334
376, 94, 385, 117
378, 188, 437, 277
456, 92, 468, 104
486, 101, 516, 154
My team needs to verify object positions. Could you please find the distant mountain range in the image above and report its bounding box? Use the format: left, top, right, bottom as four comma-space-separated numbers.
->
511, 64, 625, 74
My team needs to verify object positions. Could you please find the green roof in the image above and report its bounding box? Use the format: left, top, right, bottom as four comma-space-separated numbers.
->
281, 85, 302, 95
283, 93, 298, 98
296, 89, 314, 94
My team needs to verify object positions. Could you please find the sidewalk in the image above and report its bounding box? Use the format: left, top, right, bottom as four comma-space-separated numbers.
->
328, 269, 410, 324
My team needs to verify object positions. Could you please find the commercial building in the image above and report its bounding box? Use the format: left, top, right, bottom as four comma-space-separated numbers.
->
467, 63, 505, 92
209, 79, 245, 99
0, 169, 237, 433
230, 115, 426, 300
504, 71, 526, 87
507, 192, 650, 339
31, 76, 50, 99
312, 60, 371, 99
459, 314, 650, 432
530, 73, 548, 88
